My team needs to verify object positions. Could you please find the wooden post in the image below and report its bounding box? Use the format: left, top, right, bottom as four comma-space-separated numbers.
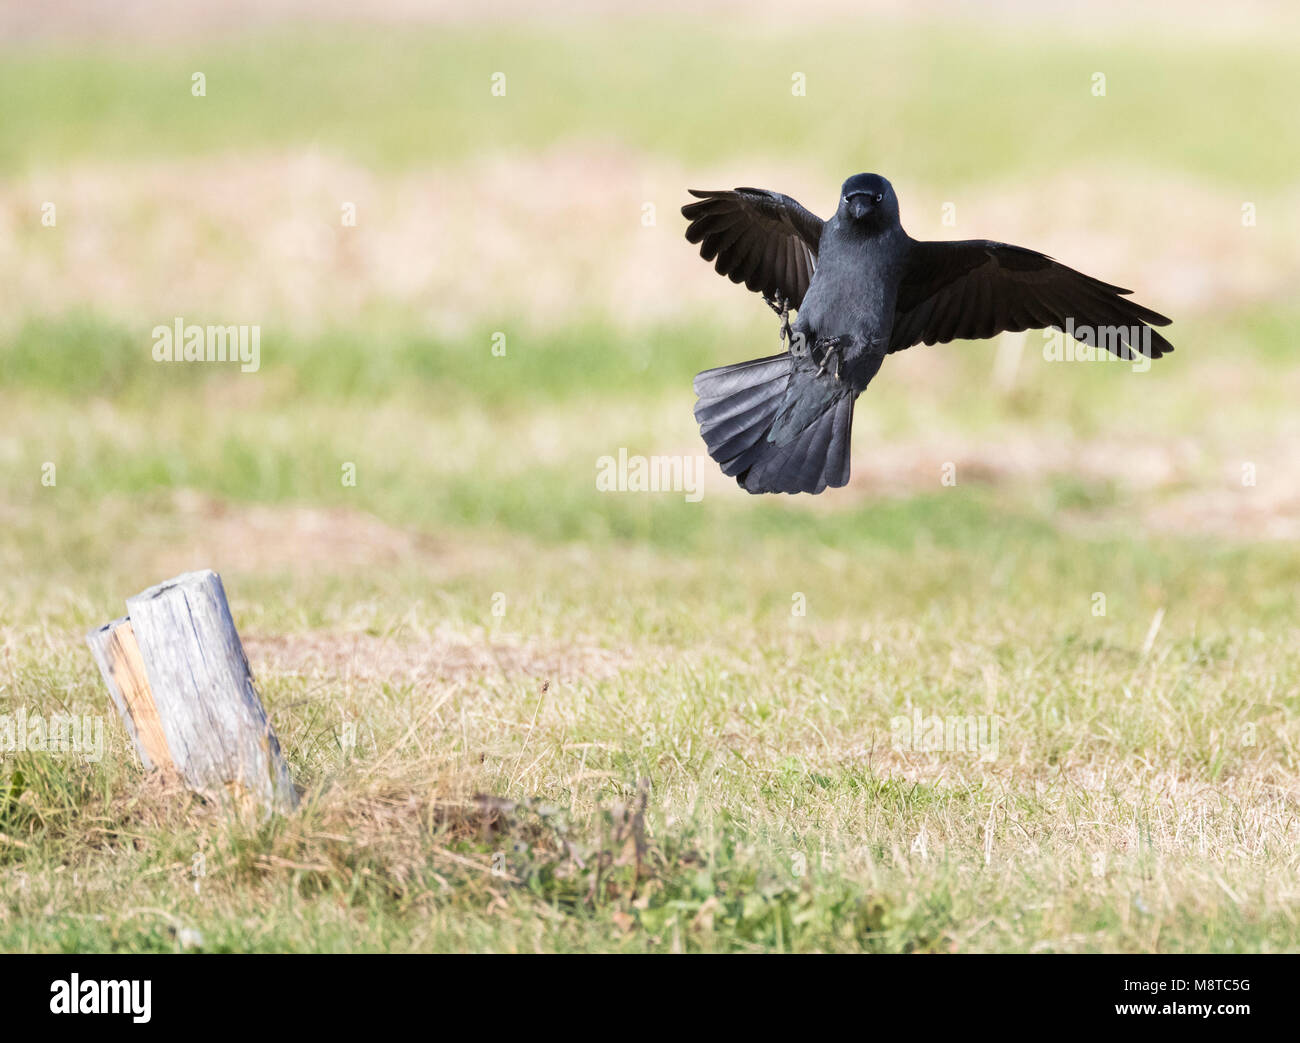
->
86, 617, 172, 770
86, 570, 297, 813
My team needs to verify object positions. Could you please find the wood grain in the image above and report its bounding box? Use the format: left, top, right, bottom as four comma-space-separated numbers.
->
87, 570, 297, 813
125, 570, 297, 813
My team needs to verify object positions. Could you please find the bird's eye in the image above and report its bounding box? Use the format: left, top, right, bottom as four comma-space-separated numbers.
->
874, 193, 884, 203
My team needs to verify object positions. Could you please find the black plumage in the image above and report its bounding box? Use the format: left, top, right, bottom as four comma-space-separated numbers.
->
683, 174, 1173, 495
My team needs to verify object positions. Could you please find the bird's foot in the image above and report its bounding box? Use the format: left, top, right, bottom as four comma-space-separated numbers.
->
763, 292, 793, 348
815, 337, 845, 382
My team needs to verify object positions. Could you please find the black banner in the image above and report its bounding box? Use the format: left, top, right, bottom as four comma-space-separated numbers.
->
0, 953, 1291, 1030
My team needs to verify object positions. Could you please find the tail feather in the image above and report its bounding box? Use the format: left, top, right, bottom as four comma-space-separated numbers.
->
706, 401, 787, 464
820, 394, 855, 489
693, 352, 791, 399
743, 390, 852, 491
695, 374, 790, 428
694, 351, 858, 495
699, 396, 783, 444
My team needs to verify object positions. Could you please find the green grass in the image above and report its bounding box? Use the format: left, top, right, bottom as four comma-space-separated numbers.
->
4, 20, 1298, 188
2, 306, 1297, 550
3, 503, 1298, 951
3, 300, 1299, 951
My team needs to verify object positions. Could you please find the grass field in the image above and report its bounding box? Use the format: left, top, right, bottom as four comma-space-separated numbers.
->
2, 4, 1299, 952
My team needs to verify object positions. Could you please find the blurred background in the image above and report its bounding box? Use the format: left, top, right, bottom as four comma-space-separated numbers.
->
4, 1, 1299, 571
2, 0, 1299, 952
5, 0, 1300, 557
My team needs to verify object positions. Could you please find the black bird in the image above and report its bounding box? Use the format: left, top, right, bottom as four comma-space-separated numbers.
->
683, 174, 1174, 494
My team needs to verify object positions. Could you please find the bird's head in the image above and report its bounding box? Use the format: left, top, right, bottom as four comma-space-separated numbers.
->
838, 173, 898, 231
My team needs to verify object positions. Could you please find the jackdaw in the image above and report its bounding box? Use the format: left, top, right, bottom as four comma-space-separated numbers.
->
683, 173, 1173, 494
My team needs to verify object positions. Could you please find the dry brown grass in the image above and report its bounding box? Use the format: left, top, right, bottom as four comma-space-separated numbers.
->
7, 150, 1295, 334
244, 628, 632, 688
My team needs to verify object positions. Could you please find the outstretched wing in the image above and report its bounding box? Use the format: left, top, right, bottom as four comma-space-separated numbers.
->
682, 188, 824, 307
890, 240, 1173, 359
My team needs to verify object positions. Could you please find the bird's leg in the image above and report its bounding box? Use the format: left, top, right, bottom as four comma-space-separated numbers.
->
815, 336, 845, 382
763, 292, 793, 349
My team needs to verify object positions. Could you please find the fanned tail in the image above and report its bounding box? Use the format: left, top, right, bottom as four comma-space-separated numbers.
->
693, 353, 856, 495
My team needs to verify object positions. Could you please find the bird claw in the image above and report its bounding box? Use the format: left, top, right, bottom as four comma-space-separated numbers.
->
815, 337, 844, 382
764, 292, 792, 349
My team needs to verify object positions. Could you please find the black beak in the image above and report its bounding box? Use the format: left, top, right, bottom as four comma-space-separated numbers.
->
847, 193, 872, 220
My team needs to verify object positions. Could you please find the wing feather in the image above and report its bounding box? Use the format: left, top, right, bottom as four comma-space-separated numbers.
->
682, 188, 824, 307
890, 240, 1173, 360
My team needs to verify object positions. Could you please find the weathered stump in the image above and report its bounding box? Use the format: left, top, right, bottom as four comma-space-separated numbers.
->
86, 570, 296, 813
86, 617, 172, 770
